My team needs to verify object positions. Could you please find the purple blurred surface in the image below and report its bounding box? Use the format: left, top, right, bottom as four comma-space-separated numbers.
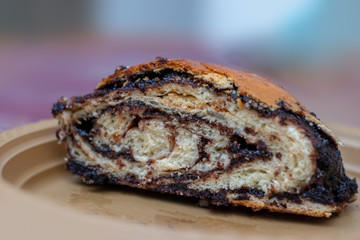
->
1, 36, 360, 132
0, 37, 214, 131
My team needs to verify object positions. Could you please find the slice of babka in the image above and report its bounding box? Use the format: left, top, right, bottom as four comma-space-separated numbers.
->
52, 57, 357, 217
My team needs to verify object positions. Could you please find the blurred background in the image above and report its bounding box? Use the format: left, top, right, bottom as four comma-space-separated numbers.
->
1, 0, 359, 131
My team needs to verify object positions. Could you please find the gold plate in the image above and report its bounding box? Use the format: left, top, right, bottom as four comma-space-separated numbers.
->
0, 120, 359, 240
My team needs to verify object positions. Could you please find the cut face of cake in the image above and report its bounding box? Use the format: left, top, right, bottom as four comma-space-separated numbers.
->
52, 57, 357, 217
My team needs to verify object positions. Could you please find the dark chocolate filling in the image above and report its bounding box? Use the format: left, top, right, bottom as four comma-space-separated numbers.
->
53, 68, 357, 205
227, 135, 271, 169
196, 137, 211, 165
73, 117, 96, 138
52, 98, 67, 115
66, 159, 264, 206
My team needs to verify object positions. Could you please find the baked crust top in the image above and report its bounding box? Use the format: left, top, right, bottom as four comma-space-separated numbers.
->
96, 57, 339, 144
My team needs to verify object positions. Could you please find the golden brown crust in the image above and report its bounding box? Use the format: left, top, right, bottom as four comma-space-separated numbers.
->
96, 57, 339, 144
231, 198, 346, 218
96, 58, 305, 113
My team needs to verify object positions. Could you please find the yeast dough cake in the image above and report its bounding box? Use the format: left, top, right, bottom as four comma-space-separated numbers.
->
52, 57, 357, 217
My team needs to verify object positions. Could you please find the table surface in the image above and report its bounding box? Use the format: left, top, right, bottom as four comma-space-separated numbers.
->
1, 37, 359, 132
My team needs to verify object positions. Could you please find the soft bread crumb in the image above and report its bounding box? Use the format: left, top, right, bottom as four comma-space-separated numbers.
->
62, 84, 315, 194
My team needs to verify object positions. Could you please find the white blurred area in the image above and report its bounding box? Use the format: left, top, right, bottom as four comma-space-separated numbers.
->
92, 0, 307, 41
89, 0, 360, 69
2, 0, 360, 69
